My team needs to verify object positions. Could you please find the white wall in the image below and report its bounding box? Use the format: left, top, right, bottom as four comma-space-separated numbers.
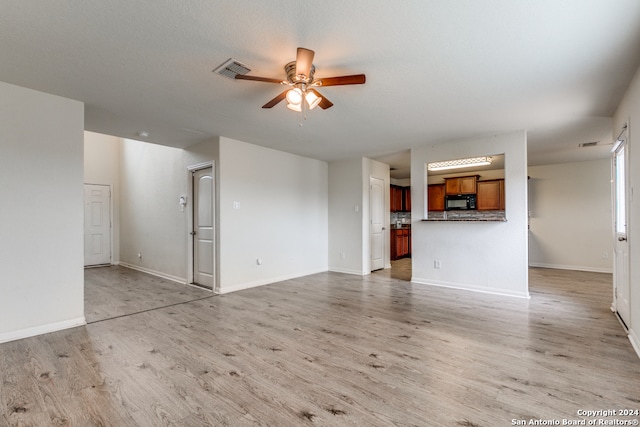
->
391, 178, 411, 187
528, 160, 613, 273
614, 63, 640, 357
0, 81, 85, 343
118, 138, 216, 282
411, 131, 529, 298
84, 131, 121, 263
218, 137, 328, 293
328, 157, 390, 274
329, 158, 365, 274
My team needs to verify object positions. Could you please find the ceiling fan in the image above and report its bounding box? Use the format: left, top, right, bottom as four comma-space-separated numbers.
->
235, 47, 366, 111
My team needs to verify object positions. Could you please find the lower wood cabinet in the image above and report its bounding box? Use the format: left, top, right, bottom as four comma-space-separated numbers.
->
391, 227, 411, 260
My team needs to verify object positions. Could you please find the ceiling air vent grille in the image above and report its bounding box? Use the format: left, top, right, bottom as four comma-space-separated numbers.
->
213, 59, 250, 79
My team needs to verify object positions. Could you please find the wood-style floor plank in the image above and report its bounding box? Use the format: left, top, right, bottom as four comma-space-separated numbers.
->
1, 266, 639, 426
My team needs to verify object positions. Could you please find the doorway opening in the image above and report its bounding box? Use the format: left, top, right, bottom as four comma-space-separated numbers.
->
187, 163, 216, 292
612, 125, 630, 330
84, 183, 112, 267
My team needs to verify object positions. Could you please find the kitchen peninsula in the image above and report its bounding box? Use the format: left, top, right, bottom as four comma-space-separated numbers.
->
425, 174, 506, 222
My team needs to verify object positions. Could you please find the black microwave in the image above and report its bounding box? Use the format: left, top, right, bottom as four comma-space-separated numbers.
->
445, 194, 476, 210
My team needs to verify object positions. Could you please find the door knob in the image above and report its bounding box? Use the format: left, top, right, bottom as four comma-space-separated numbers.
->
618, 236, 627, 241
190, 231, 196, 236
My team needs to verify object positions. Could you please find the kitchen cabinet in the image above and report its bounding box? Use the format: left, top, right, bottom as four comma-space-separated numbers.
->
391, 186, 403, 211
444, 175, 478, 195
477, 179, 505, 210
390, 185, 411, 212
427, 184, 445, 211
404, 187, 411, 211
391, 227, 411, 260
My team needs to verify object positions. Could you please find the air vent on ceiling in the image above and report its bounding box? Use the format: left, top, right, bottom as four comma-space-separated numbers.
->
578, 141, 599, 148
213, 58, 251, 79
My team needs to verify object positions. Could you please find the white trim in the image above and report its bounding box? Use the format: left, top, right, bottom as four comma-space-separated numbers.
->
410, 277, 531, 299
528, 262, 613, 274
186, 162, 217, 293
628, 328, 640, 360
329, 267, 368, 276
119, 262, 186, 284
219, 268, 328, 294
186, 282, 215, 293
0, 317, 86, 344
187, 161, 214, 172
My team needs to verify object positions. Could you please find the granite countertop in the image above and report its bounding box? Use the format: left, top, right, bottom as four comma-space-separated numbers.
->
390, 224, 412, 229
422, 210, 507, 222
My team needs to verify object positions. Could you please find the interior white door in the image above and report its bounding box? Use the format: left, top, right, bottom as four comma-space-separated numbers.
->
370, 177, 385, 271
193, 167, 214, 289
613, 138, 630, 328
84, 184, 111, 266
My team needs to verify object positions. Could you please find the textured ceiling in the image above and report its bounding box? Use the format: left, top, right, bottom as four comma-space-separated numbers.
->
2, 1, 640, 178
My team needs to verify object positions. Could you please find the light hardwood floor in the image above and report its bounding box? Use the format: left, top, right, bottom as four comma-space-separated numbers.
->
84, 266, 213, 323
1, 266, 639, 426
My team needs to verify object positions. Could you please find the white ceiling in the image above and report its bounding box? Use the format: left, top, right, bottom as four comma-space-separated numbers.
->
2, 1, 640, 178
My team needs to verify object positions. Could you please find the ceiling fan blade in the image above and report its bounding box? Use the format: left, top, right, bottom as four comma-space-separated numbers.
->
235, 74, 284, 84
262, 90, 288, 108
317, 74, 366, 87
308, 89, 333, 109
296, 47, 315, 78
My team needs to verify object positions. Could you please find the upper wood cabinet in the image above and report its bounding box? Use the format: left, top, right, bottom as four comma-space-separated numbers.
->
391, 186, 402, 211
477, 179, 505, 210
404, 187, 411, 211
427, 184, 445, 211
444, 175, 478, 195
390, 185, 411, 212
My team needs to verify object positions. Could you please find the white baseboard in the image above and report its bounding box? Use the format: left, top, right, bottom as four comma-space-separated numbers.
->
0, 317, 86, 344
219, 268, 328, 294
119, 262, 186, 284
411, 277, 530, 299
528, 262, 612, 274
629, 328, 640, 360
328, 267, 367, 276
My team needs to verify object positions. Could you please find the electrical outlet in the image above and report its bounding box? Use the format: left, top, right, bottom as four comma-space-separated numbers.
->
602, 252, 609, 259
434, 260, 441, 269
256, 258, 263, 266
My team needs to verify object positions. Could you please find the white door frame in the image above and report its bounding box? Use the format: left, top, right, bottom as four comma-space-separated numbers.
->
612, 125, 630, 329
83, 183, 112, 267
186, 161, 217, 293
370, 176, 386, 271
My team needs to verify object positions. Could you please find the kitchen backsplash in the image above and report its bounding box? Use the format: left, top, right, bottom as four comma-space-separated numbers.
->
391, 211, 411, 225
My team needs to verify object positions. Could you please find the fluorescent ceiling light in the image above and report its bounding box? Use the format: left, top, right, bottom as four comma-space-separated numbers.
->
427, 156, 492, 171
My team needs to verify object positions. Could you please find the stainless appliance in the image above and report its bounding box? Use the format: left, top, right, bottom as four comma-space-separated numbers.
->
445, 194, 476, 210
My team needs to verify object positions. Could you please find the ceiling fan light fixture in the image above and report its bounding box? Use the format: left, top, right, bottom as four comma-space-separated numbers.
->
305, 91, 322, 110
286, 102, 302, 112
286, 88, 303, 105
